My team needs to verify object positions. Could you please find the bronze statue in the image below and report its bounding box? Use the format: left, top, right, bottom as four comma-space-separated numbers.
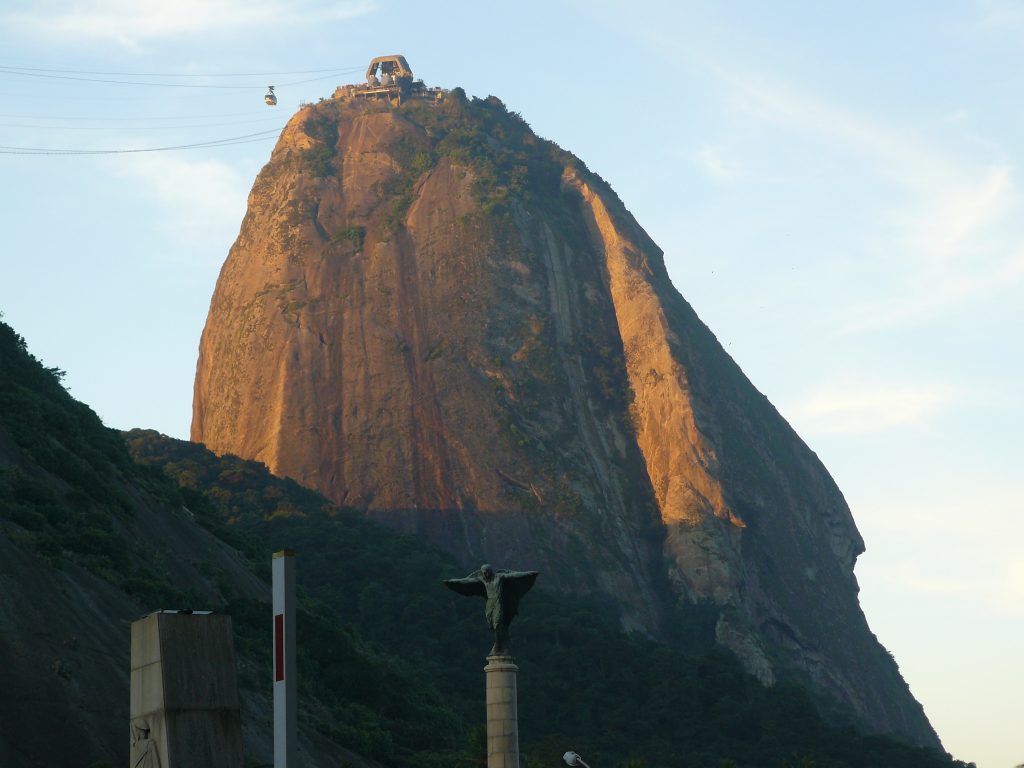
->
445, 565, 538, 655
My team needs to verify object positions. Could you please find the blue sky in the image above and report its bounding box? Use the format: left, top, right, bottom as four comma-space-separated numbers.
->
1, 2, 1021, 765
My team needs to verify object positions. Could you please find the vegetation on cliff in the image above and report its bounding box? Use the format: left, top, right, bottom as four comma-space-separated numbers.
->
0, 317, 187, 605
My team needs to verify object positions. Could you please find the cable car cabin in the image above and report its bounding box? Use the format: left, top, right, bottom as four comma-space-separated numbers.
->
264, 86, 277, 106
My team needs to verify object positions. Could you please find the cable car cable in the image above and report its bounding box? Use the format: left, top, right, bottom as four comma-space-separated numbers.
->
0, 110, 269, 121
0, 135, 280, 155
0, 69, 350, 89
0, 135, 279, 155
0, 126, 286, 154
0, 116, 285, 130
0, 64, 361, 77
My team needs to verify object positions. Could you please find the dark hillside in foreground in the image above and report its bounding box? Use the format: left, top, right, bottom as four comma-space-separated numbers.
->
127, 428, 974, 768
0, 317, 390, 768
0, 316, 972, 766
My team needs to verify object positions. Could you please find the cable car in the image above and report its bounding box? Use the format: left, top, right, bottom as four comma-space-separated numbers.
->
264, 86, 277, 106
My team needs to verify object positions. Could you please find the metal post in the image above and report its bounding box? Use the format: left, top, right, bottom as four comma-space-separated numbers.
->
273, 550, 296, 768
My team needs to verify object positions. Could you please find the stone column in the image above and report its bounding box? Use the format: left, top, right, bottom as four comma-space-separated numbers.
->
485, 654, 520, 768
130, 611, 244, 768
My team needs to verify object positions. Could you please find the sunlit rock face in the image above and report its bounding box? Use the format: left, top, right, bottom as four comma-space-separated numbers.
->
193, 92, 939, 749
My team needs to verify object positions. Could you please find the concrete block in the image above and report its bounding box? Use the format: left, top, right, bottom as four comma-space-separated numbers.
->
165, 709, 244, 767
130, 660, 165, 717
130, 612, 244, 768
158, 613, 240, 711
131, 612, 163, 669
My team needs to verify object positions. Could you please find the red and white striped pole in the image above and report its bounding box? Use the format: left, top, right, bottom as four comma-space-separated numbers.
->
273, 550, 296, 767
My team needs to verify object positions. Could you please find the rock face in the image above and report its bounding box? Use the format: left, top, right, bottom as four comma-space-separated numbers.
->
193, 93, 939, 748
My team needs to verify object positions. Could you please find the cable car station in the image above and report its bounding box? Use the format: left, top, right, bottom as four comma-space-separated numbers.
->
333, 54, 445, 105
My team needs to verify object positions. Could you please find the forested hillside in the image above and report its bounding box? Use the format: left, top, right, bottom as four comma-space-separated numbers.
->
0, 317, 973, 767
126, 430, 972, 768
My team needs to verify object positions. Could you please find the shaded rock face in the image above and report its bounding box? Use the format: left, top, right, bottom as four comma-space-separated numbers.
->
193, 94, 938, 748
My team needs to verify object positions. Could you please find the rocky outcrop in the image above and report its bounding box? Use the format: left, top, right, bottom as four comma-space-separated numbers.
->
193, 92, 939, 748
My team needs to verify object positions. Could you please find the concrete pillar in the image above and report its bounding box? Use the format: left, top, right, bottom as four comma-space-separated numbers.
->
130, 611, 244, 768
273, 550, 297, 768
485, 654, 520, 768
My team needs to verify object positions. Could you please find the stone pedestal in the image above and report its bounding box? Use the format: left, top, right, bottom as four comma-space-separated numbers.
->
130, 611, 244, 768
485, 654, 520, 768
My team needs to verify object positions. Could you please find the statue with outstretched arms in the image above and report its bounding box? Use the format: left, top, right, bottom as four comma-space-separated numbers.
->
444, 564, 538, 655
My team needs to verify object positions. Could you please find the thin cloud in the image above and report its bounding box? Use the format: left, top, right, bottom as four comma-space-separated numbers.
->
973, 0, 1024, 32
787, 381, 957, 437
618, 10, 1024, 332
841, 245, 1024, 332
722, 70, 1024, 332
694, 144, 738, 182
840, 162, 1024, 331
857, 485, 1024, 615
113, 152, 248, 250
912, 164, 1014, 266
857, 484, 1024, 536
2, 0, 376, 48
886, 559, 1024, 616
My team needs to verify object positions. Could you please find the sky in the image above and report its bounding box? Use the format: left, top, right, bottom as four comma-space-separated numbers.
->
1, 1, 1021, 765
